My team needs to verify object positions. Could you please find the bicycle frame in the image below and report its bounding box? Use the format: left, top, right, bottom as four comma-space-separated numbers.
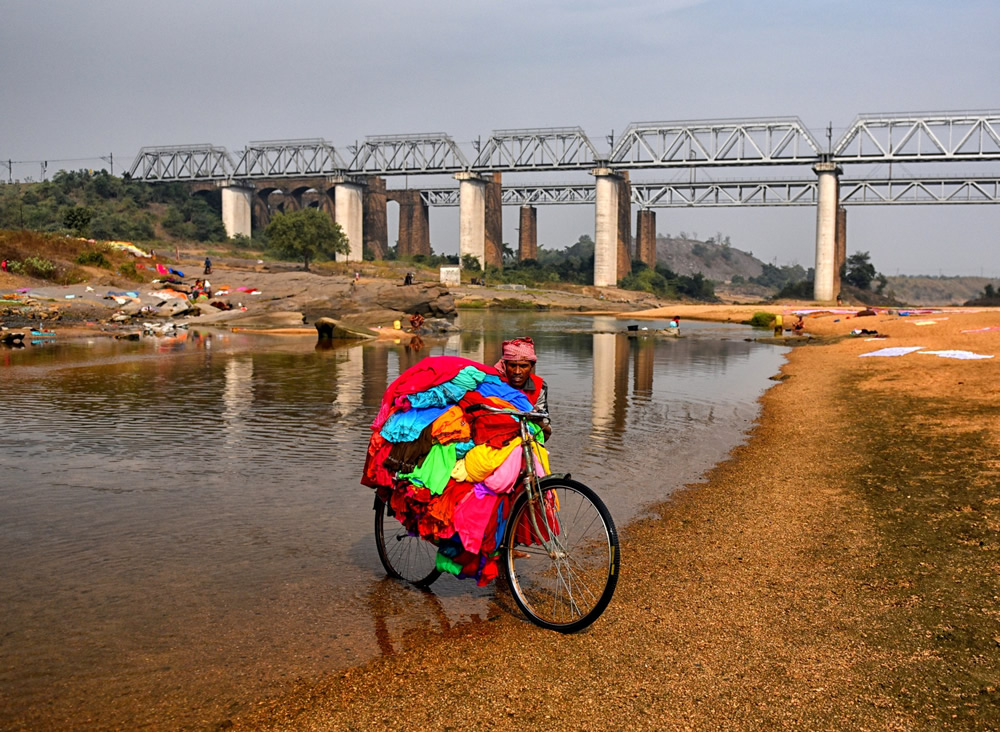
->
472, 404, 566, 559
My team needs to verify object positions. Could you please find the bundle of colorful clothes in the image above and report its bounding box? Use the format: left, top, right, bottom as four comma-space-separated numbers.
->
362, 355, 551, 586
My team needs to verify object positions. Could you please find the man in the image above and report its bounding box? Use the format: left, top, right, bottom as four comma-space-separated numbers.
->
494, 337, 551, 440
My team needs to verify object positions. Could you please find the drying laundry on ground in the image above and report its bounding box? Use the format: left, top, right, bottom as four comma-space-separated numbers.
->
362, 355, 552, 586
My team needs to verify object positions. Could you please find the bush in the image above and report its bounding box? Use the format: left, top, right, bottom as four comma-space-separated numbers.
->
23, 256, 56, 279
117, 261, 142, 282
76, 249, 111, 268
746, 311, 777, 328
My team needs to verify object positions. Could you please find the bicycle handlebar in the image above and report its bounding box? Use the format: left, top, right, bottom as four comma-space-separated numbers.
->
465, 403, 549, 421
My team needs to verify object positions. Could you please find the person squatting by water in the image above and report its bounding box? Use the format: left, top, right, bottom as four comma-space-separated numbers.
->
494, 337, 551, 441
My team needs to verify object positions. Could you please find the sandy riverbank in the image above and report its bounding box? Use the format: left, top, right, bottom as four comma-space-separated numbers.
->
229, 306, 999, 730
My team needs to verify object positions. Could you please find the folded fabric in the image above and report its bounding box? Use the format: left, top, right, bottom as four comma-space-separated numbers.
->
430, 405, 471, 444
399, 443, 458, 496
380, 404, 450, 443
453, 490, 501, 555
372, 356, 500, 431
475, 380, 533, 412
408, 367, 501, 409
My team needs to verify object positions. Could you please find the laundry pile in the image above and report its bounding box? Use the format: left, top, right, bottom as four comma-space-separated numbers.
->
362, 355, 552, 586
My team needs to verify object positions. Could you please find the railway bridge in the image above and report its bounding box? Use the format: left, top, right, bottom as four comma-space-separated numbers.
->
129, 112, 1000, 301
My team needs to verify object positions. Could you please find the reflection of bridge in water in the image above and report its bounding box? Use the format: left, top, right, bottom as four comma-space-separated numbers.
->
130, 112, 1000, 300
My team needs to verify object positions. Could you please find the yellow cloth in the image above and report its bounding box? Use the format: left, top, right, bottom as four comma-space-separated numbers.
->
464, 438, 550, 483
450, 458, 469, 482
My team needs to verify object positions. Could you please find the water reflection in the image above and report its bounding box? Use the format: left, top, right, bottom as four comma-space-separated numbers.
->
0, 313, 787, 730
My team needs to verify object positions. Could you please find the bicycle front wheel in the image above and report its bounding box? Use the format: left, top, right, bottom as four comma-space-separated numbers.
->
374, 497, 441, 587
504, 479, 620, 633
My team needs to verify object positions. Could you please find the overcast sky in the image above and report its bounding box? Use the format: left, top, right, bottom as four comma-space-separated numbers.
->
3, 0, 999, 276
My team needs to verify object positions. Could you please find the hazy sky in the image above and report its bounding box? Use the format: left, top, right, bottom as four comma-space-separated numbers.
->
3, 0, 999, 276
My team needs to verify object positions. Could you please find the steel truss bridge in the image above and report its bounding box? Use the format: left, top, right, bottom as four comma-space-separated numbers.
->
128, 111, 1000, 206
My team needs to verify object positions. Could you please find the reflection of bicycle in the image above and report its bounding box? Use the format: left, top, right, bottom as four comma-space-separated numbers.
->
375, 404, 620, 633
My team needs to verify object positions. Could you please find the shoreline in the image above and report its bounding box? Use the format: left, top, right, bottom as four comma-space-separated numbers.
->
231, 307, 999, 730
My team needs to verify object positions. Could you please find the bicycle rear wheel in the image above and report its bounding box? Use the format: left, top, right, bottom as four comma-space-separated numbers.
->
504, 479, 620, 633
374, 497, 441, 587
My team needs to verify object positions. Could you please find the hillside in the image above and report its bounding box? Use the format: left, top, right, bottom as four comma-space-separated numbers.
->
655, 235, 765, 282
884, 275, 997, 306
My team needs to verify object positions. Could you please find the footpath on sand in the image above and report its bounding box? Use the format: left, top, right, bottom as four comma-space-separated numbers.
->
233, 308, 999, 730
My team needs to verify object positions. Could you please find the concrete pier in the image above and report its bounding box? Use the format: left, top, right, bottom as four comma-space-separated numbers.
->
390, 189, 431, 258
334, 179, 364, 262
835, 205, 847, 298
364, 177, 388, 260
617, 172, 633, 280
220, 184, 253, 238
812, 161, 842, 301
485, 173, 503, 268
456, 172, 486, 269
593, 168, 622, 287
518, 205, 538, 262
636, 208, 657, 269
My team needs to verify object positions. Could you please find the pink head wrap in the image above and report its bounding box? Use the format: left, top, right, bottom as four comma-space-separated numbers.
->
493, 337, 536, 369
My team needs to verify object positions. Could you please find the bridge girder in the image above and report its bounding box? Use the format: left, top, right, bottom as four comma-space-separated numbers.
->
416, 176, 1000, 208
834, 111, 1000, 162
348, 133, 469, 174
470, 127, 601, 171
609, 117, 823, 168
233, 139, 347, 177
127, 144, 235, 181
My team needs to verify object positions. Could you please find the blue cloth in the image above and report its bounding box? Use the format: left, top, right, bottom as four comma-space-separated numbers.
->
407, 369, 501, 409
379, 404, 450, 443
454, 440, 476, 458
474, 381, 533, 412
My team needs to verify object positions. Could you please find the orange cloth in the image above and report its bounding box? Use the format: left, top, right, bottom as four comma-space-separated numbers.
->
430, 405, 471, 444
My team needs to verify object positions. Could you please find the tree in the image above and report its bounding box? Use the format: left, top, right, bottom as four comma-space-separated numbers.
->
63, 206, 93, 236
264, 209, 348, 270
844, 250, 877, 290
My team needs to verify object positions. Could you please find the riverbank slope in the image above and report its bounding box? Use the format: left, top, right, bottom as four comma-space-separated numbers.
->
233, 307, 1000, 730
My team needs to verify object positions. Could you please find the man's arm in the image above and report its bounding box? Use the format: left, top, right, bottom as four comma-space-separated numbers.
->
534, 380, 552, 439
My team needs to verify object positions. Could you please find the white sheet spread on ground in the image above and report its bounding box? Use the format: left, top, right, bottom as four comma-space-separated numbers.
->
917, 350, 995, 360
859, 346, 926, 358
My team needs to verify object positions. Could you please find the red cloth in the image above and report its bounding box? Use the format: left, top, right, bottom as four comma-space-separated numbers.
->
372, 356, 499, 432
460, 391, 520, 448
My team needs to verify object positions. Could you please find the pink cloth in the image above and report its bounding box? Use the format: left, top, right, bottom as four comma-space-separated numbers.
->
372, 356, 498, 431
481, 445, 543, 494
453, 490, 500, 555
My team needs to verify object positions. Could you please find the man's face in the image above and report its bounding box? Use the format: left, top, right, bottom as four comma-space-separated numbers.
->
503, 359, 533, 389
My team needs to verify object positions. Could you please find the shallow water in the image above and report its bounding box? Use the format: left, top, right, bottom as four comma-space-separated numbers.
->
0, 312, 787, 729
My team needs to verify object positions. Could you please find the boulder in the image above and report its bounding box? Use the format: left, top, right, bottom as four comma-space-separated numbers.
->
314, 317, 377, 340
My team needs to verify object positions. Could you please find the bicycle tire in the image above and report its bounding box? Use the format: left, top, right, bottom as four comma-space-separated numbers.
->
503, 478, 620, 633
374, 497, 441, 587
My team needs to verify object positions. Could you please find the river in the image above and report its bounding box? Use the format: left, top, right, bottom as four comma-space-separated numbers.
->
0, 311, 787, 729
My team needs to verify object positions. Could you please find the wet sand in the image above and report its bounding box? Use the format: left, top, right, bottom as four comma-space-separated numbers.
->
232, 306, 1000, 730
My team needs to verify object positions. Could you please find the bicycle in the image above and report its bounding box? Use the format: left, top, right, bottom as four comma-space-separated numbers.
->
374, 404, 621, 633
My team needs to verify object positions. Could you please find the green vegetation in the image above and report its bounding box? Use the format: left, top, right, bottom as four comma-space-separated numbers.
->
618, 262, 716, 301
746, 311, 777, 328
0, 169, 234, 244
751, 262, 811, 290
264, 208, 349, 271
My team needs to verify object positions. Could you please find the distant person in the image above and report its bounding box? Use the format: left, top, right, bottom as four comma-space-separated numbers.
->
1, 259, 8, 273
792, 315, 805, 335
204, 257, 212, 275
403, 272, 414, 285
408, 312, 425, 332
668, 316, 680, 330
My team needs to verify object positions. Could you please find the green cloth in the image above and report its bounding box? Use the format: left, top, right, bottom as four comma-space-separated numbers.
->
399, 442, 457, 496
435, 551, 463, 575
